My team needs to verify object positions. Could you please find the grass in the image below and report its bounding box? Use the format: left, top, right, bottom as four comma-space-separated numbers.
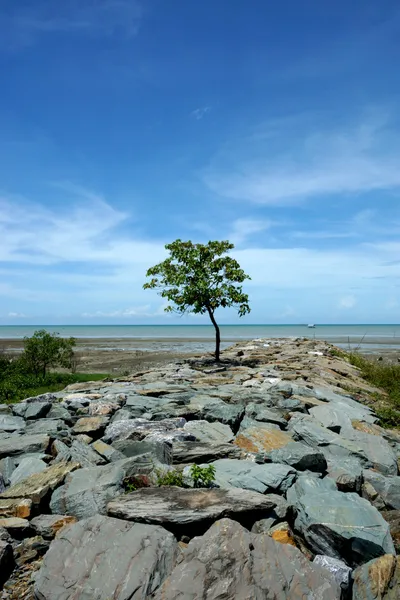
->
347, 352, 400, 428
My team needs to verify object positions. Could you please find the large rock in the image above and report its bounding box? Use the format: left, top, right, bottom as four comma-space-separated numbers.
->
0, 498, 32, 519
309, 405, 352, 433
287, 476, 395, 566
53, 439, 106, 467
108, 487, 281, 536
0, 540, 14, 588
152, 518, 341, 600
25, 402, 51, 420
30, 514, 78, 539
244, 403, 288, 428
381, 510, 400, 553
1, 461, 79, 507
267, 441, 327, 472
235, 422, 294, 453
0, 434, 50, 458
362, 471, 400, 510
72, 416, 109, 436
352, 554, 400, 600
210, 458, 297, 494
50, 458, 140, 519
103, 417, 192, 444
183, 420, 234, 444
200, 402, 245, 430
0, 414, 26, 432
172, 441, 241, 464
9, 456, 47, 485
34, 515, 178, 600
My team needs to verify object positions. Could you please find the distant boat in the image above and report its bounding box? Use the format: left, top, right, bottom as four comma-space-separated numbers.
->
307, 324, 316, 328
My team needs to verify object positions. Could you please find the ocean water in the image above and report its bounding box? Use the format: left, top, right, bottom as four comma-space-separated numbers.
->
1, 324, 400, 350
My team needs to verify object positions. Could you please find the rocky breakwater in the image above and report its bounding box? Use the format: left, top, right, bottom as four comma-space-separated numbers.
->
0, 338, 399, 599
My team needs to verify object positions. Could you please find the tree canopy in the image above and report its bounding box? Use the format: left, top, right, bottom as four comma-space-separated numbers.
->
23, 329, 76, 377
144, 239, 251, 360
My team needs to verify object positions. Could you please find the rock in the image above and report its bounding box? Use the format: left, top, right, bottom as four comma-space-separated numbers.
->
30, 514, 78, 539
11, 403, 27, 418
381, 511, 400, 553
0, 498, 32, 519
34, 514, 178, 600
0, 540, 14, 588
362, 470, 400, 510
183, 420, 234, 443
268, 441, 327, 472
0, 474, 4, 494
25, 419, 68, 436
46, 404, 73, 422
309, 405, 352, 433
347, 430, 398, 476
13, 534, 49, 567
326, 459, 363, 493
0, 457, 16, 485
9, 456, 47, 486
235, 422, 294, 453
313, 555, 352, 592
88, 400, 120, 416
25, 393, 57, 403
103, 417, 190, 444
25, 402, 51, 420
352, 554, 400, 600
53, 439, 106, 467
0, 415, 26, 432
91, 439, 126, 462
268, 521, 296, 546
210, 458, 297, 494
244, 403, 288, 428
112, 439, 172, 465
201, 402, 245, 430
152, 518, 341, 600
50, 458, 140, 519
0, 516, 30, 533
108, 487, 282, 537
172, 441, 242, 464
287, 475, 395, 566
0, 434, 50, 459
1, 462, 79, 507
72, 416, 109, 436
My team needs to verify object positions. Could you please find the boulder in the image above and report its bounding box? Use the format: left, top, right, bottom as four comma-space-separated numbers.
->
267, 441, 327, 472
0, 415, 26, 432
362, 470, 400, 510
72, 416, 109, 436
381, 510, 400, 553
244, 403, 288, 428
25, 402, 51, 420
103, 417, 191, 444
152, 518, 341, 600
313, 555, 352, 593
309, 405, 352, 433
0, 517, 31, 538
0, 434, 50, 459
9, 456, 47, 486
91, 439, 126, 462
108, 486, 282, 536
352, 554, 400, 600
326, 459, 362, 493
201, 402, 245, 430
25, 419, 68, 436
0, 498, 32, 519
183, 420, 234, 444
53, 439, 106, 466
172, 441, 241, 464
210, 458, 297, 494
111, 439, 172, 465
0, 457, 16, 485
235, 422, 294, 453
30, 514, 78, 539
0, 540, 14, 588
287, 476, 395, 566
50, 458, 141, 519
34, 515, 178, 600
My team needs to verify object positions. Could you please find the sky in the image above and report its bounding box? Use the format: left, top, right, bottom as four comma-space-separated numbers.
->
1, 0, 400, 325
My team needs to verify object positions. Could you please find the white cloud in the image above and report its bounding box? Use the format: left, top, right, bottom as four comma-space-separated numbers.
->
8, 312, 26, 318
203, 112, 400, 205
229, 218, 272, 246
339, 295, 357, 309
191, 107, 211, 120
82, 303, 170, 318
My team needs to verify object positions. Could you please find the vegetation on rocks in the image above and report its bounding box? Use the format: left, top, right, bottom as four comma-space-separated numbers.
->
144, 239, 251, 361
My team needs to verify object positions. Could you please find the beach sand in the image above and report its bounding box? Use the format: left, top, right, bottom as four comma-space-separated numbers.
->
2, 335, 400, 375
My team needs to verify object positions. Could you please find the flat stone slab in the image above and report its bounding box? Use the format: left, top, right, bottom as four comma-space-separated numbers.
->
363, 470, 400, 510
108, 487, 280, 535
287, 476, 395, 566
267, 441, 327, 472
0, 434, 50, 459
183, 420, 234, 443
153, 518, 340, 600
172, 441, 241, 464
30, 514, 78, 539
210, 458, 297, 494
235, 422, 294, 453
34, 514, 178, 600
352, 554, 400, 600
0, 415, 26, 432
9, 456, 47, 486
0, 498, 32, 519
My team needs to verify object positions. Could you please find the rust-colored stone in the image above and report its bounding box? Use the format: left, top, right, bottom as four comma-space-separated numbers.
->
0, 498, 32, 519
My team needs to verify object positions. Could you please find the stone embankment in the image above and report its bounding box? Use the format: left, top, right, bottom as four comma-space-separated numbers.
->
0, 338, 399, 599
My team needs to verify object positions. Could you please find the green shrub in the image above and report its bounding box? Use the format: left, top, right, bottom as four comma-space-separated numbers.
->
156, 469, 184, 487
190, 464, 216, 488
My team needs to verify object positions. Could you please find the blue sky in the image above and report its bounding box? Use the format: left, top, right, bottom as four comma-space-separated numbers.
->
1, 0, 400, 325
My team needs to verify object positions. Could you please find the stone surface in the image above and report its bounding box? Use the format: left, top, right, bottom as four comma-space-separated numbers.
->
108, 487, 281, 536
172, 441, 241, 464
235, 422, 294, 453
0, 540, 14, 588
53, 439, 106, 467
309, 405, 352, 433
0, 517, 30, 536
0, 415, 26, 432
91, 439, 126, 462
268, 441, 327, 472
183, 420, 234, 443
210, 458, 297, 494
34, 514, 178, 600
103, 417, 190, 444
1, 461, 79, 506
313, 555, 352, 592
287, 475, 395, 566
326, 459, 362, 493
352, 554, 400, 600
381, 510, 400, 553
153, 518, 341, 600
30, 514, 78, 539
0, 434, 50, 459
0, 498, 32, 519
25, 402, 51, 420
362, 470, 400, 510
9, 456, 47, 486
72, 416, 109, 436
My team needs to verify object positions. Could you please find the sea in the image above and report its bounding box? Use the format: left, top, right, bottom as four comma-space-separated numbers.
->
1, 324, 400, 353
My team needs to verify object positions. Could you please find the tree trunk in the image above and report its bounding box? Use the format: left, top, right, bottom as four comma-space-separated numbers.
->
206, 307, 220, 362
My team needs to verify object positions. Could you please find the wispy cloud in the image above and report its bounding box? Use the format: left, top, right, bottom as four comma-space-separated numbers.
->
203, 111, 400, 205
8, 312, 26, 318
1, 0, 143, 49
191, 107, 211, 120
339, 295, 357, 309
229, 218, 273, 246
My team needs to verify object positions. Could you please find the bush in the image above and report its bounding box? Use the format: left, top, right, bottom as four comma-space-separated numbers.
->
23, 330, 76, 377
190, 464, 216, 488
156, 469, 184, 487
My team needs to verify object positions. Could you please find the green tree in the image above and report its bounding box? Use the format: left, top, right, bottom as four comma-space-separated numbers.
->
23, 330, 76, 377
144, 239, 251, 361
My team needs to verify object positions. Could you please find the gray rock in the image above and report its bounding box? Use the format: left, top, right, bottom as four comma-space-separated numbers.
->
309, 405, 353, 433
25, 402, 51, 420
90, 440, 126, 462
183, 420, 234, 443
326, 459, 362, 493
153, 518, 341, 600
251, 495, 290, 532
0, 457, 16, 486
313, 555, 352, 592
25, 393, 57, 403
0, 474, 5, 494
268, 441, 327, 472
25, 419, 68, 436
46, 404, 73, 422
172, 441, 242, 464
287, 475, 395, 566
9, 456, 47, 485
34, 515, 178, 600
0, 414, 26, 432
0, 434, 50, 459
201, 402, 245, 430
108, 487, 282, 536
362, 470, 400, 510
103, 417, 189, 444
0, 405, 12, 414
346, 430, 398, 476
111, 408, 135, 422
30, 514, 78, 539
0, 540, 14, 588
352, 554, 400, 600
11, 403, 27, 418
111, 439, 172, 465
50, 458, 144, 519
244, 403, 288, 428
53, 439, 106, 467
211, 458, 297, 494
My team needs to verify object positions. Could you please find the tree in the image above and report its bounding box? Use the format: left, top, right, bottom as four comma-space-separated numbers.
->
144, 239, 251, 361
23, 330, 76, 377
